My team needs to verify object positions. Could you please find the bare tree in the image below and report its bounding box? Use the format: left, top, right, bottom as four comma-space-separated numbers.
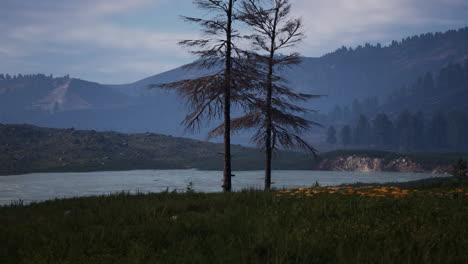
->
151, 0, 258, 192
211, 0, 321, 190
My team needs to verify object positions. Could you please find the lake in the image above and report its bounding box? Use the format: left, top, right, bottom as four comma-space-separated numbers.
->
0, 170, 448, 205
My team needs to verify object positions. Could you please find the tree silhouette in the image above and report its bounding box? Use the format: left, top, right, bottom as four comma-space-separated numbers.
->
327, 126, 337, 144
453, 158, 467, 184
340, 125, 352, 147
372, 113, 393, 148
353, 115, 371, 146
429, 110, 448, 150
151, 0, 257, 192
210, 0, 320, 189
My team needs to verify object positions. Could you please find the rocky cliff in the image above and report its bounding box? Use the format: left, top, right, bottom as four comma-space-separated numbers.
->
316, 153, 455, 174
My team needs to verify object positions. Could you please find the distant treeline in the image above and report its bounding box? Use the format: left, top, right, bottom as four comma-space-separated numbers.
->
327, 60, 468, 124
387, 60, 468, 103
326, 27, 468, 58
328, 97, 380, 123
0, 73, 69, 81
327, 110, 468, 152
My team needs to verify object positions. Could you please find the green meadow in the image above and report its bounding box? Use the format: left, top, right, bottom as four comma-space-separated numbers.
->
1, 178, 468, 264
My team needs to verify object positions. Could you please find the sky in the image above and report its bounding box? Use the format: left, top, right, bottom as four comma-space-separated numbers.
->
1, 0, 468, 84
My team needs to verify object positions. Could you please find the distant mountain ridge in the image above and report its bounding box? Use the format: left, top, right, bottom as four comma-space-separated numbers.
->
0, 74, 131, 113
113, 27, 468, 104
1, 27, 467, 139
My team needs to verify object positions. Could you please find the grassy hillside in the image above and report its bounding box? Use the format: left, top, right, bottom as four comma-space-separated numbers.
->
0, 124, 314, 175
1, 180, 468, 263
2, 123, 465, 176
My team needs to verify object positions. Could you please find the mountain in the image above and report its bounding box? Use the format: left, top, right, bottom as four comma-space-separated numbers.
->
298, 27, 468, 106
319, 61, 468, 153
0, 74, 132, 124
0, 74, 130, 112
113, 27, 468, 108
325, 59, 468, 124
1, 27, 468, 141
0, 124, 313, 175
0, 74, 187, 136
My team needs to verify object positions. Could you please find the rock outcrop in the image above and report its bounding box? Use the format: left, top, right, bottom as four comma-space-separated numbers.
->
317, 155, 451, 174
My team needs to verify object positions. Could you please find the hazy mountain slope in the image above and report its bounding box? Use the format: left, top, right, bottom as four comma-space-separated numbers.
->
1, 27, 467, 139
379, 60, 468, 116
381, 86, 468, 116
0, 75, 189, 135
0, 124, 314, 175
299, 27, 468, 105
35, 96, 187, 135
112, 27, 468, 109
110, 65, 215, 97
0, 75, 132, 117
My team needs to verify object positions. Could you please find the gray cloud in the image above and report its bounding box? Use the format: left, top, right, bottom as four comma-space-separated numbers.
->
293, 0, 468, 55
0, 0, 189, 53
0, 0, 196, 83
0, 0, 467, 83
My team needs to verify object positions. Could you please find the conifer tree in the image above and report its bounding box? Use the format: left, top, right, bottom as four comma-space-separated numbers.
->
327, 126, 337, 144
429, 110, 448, 151
152, 0, 257, 192
211, 0, 320, 189
412, 111, 425, 151
340, 125, 352, 148
353, 115, 371, 146
396, 110, 413, 152
372, 113, 393, 148
447, 111, 468, 151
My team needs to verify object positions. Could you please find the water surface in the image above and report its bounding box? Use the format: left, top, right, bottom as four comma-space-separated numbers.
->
0, 170, 447, 205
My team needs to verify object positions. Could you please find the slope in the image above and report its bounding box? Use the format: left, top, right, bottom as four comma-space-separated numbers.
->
0, 124, 314, 175
1, 27, 468, 139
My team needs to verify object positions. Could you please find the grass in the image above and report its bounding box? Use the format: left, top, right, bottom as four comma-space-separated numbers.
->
1, 179, 468, 264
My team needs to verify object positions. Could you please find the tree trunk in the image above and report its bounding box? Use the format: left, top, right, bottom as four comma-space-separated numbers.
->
265, 63, 273, 190
265, 115, 272, 189
223, 0, 233, 192
265, 5, 280, 190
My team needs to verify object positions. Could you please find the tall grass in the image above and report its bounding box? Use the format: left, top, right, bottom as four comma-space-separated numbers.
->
1, 185, 468, 263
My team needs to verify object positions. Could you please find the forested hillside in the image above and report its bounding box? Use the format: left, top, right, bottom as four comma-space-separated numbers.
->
383, 60, 468, 114
286, 27, 468, 107
326, 110, 468, 152
109, 27, 468, 113
0, 124, 313, 175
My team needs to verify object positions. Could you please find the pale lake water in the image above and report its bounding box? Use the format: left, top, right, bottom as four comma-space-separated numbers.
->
0, 170, 448, 206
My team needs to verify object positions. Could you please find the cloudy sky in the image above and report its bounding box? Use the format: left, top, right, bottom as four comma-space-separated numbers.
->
1, 0, 468, 84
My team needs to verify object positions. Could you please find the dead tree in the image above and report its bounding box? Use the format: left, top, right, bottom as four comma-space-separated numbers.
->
211, 0, 321, 190
151, 0, 259, 192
